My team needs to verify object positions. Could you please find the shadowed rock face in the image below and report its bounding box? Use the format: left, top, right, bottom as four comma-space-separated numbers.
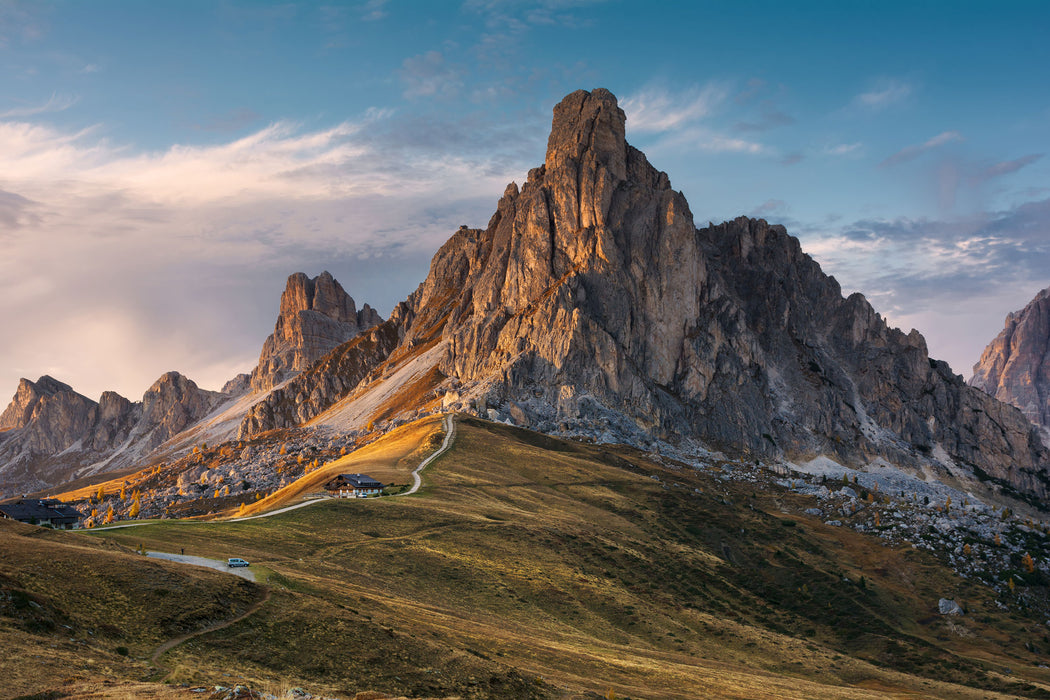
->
971, 286, 1050, 428
249, 271, 381, 392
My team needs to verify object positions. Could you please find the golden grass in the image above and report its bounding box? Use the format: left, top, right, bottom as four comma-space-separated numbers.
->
0, 519, 262, 698
12, 419, 1050, 696
84, 417, 1050, 699
230, 414, 446, 518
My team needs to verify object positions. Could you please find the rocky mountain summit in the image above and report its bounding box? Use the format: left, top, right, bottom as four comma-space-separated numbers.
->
243, 88, 1050, 502
970, 285, 1050, 430
249, 271, 381, 392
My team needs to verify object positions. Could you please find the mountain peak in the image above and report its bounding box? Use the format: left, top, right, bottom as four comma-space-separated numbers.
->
0, 376, 76, 431
249, 271, 382, 392
545, 88, 627, 182
970, 283, 1050, 427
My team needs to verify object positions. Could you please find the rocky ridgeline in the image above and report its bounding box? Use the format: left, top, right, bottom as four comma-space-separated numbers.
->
0, 270, 380, 497
0, 372, 228, 498
6, 89, 1050, 511
249, 271, 381, 392
971, 285, 1050, 429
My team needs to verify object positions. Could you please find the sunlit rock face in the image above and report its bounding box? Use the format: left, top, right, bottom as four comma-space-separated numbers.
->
971, 286, 1050, 429
248, 271, 381, 392
384, 88, 1050, 497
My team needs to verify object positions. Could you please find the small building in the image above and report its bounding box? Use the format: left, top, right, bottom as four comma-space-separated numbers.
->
323, 473, 385, 498
0, 499, 83, 529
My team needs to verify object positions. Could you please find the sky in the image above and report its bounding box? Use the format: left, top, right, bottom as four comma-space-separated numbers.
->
1, 0, 1048, 401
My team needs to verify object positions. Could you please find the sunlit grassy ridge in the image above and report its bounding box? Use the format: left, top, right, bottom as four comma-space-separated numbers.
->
75, 416, 1050, 698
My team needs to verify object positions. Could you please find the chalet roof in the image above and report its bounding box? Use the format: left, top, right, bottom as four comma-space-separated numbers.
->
0, 499, 82, 523
324, 473, 384, 490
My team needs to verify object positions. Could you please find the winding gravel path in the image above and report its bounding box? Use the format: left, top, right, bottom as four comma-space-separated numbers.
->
149, 587, 271, 681
401, 413, 455, 497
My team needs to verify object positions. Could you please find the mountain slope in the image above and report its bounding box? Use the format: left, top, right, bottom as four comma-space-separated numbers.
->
971, 285, 1050, 430
81, 417, 1050, 699
242, 88, 1050, 502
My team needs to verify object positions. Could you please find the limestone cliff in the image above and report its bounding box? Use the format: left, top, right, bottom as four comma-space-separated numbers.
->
249, 271, 381, 392
971, 286, 1050, 429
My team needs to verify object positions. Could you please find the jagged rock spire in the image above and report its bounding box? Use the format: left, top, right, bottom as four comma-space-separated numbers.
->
249, 271, 381, 392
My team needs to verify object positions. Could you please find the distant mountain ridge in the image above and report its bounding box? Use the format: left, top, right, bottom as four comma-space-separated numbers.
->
0, 372, 224, 497
971, 285, 1050, 430
0, 271, 379, 497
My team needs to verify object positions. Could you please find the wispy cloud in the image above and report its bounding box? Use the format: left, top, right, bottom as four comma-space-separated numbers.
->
733, 105, 794, 133
0, 92, 78, 119
0, 0, 46, 47
852, 78, 913, 110
825, 142, 862, 156
0, 109, 531, 399
980, 153, 1042, 180
400, 50, 463, 99
360, 0, 389, 21
620, 83, 729, 133
880, 130, 962, 167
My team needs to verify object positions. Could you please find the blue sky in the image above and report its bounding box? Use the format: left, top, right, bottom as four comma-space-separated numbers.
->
1, 0, 1048, 400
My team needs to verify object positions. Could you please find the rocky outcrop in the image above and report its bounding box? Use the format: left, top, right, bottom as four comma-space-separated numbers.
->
0, 372, 225, 498
0, 377, 120, 455
971, 286, 1050, 428
249, 271, 381, 392
238, 321, 400, 438
221, 373, 251, 396
0, 376, 75, 431
137, 372, 224, 450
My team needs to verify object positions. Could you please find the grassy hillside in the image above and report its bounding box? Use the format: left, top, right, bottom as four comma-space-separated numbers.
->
64, 415, 1050, 699
0, 518, 262, 698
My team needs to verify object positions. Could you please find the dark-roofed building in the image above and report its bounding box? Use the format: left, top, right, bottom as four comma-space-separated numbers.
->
323, 473, 385, 498
0, 499, 82, 529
